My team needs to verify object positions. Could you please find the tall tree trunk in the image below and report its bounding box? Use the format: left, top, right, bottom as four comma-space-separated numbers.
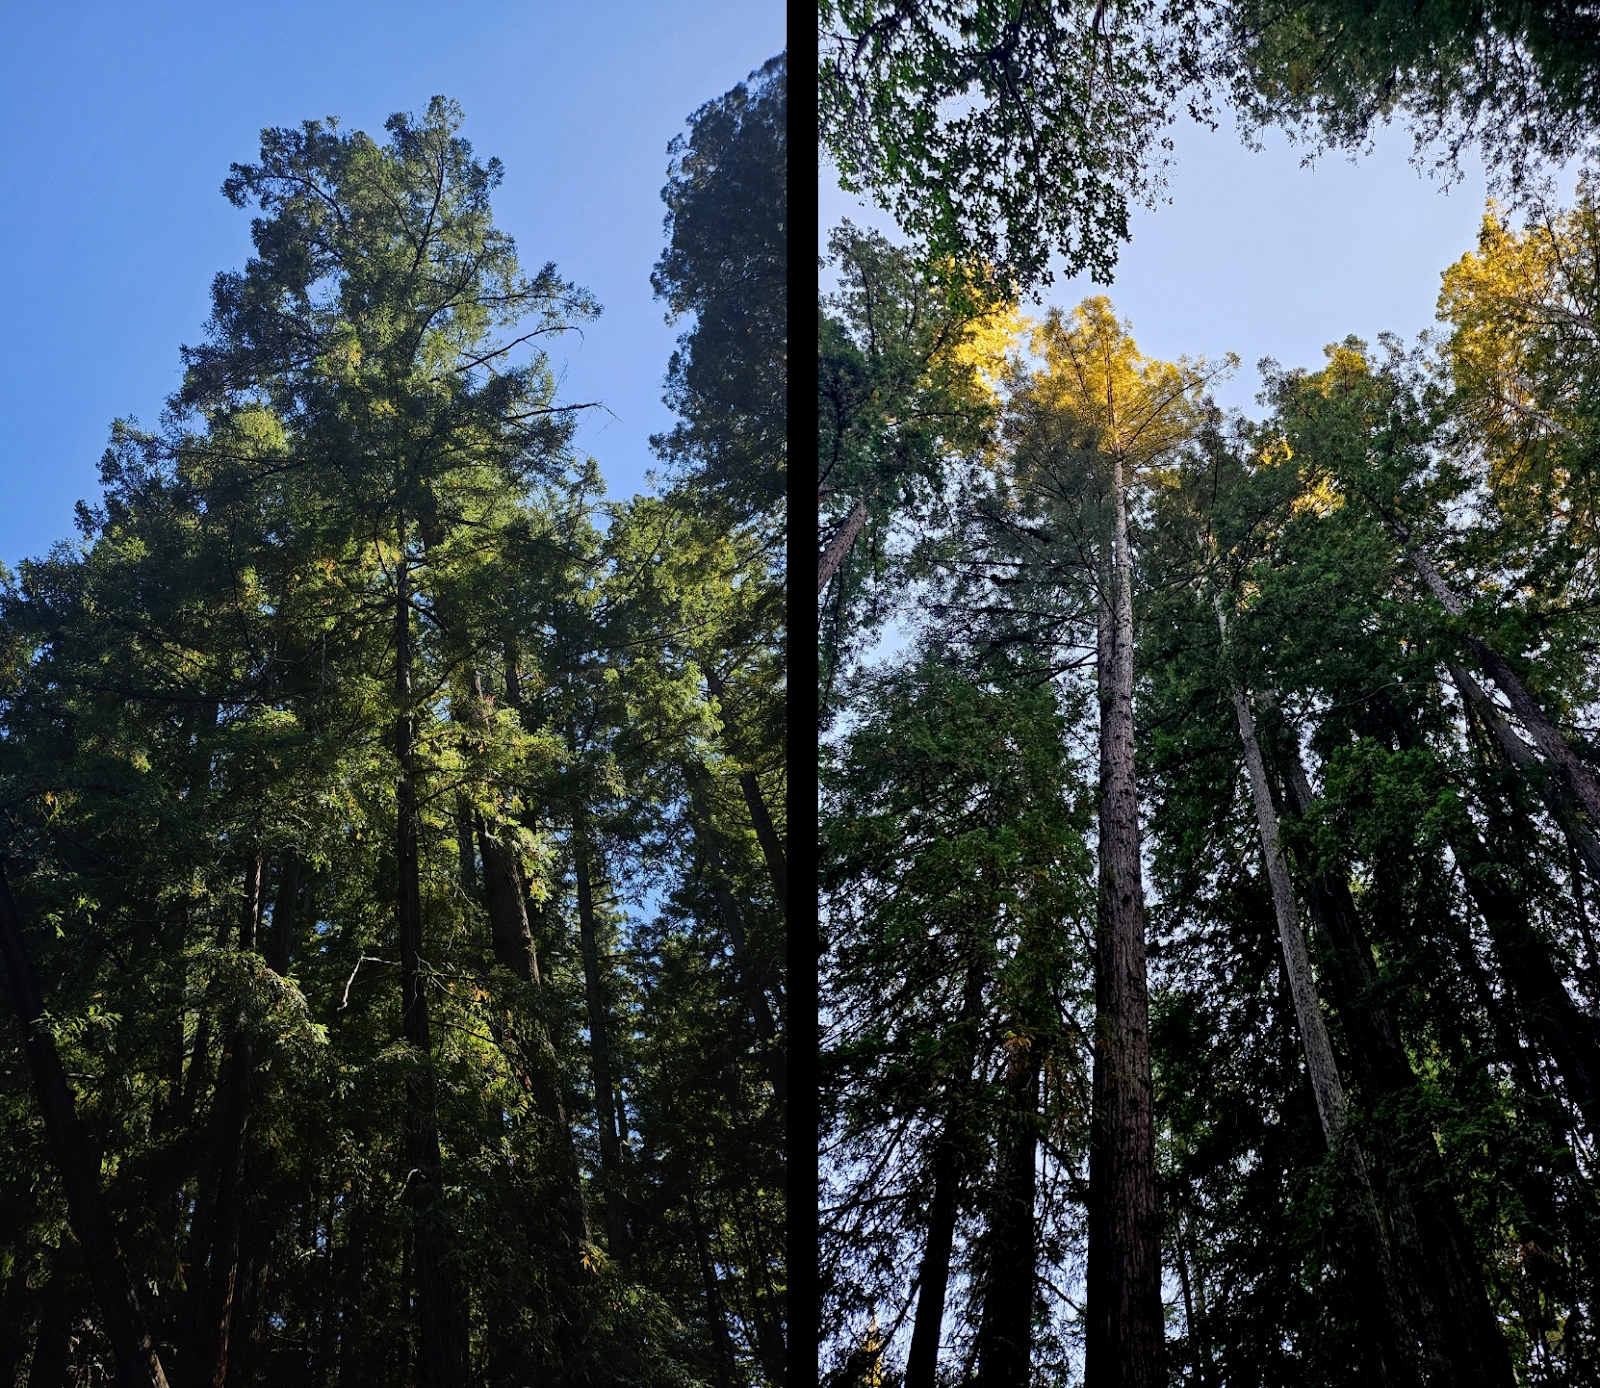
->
684, 785, 786, 1103
266, 857, 302, 977
26, 1296, 72, 1388
817, 494, 869, 595
701, 665, 787, 917
475, 814, 592, 1254
0, 861, 171, 1388
186, 859, 266, 1388
574, 832, 629, 1264
1085, 460, 1163, 1388
905, 957, 987, 1388
1268, 716, 1524, 1388
394, 539, 469, 1388
1212, 635, 1418, 1385
975, 1043, 1040, 1388
1450, 665, 1600, 883
1406, 545, 1600, 827
688, 1193, 740, 1388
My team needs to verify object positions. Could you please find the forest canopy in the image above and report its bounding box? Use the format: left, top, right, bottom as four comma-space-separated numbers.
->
819, 42, 1600, 1381
0, 53, 785, 1388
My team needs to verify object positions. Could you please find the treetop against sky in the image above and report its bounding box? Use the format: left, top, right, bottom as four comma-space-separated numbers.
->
0, 0, 783, 569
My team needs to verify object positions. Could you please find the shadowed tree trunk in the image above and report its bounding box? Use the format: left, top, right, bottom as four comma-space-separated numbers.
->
975, 1041, 1041, 1388
185, 858, 266, 1388
475, 813, 592, 1255
1268, 712, 1524, 1388
688, 1192, 740, 1388
395, 538, 469, 1388
574, 829, 629, 1265
1085, 457, 1164, 1388
0, 861, 171, 1388
905, 956, 988, 1388
1213, 606, 1418, 1386
702, 664, 787, 917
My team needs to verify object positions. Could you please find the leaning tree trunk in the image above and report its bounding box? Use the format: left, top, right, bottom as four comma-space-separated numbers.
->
0, 861, 172, 1388
1407, 544, 1600, 827
573, 829, 630, 1265
1085, 457, 1163, 1388
687, 1193, 739, 1388
1450, 665, 1600, 883
1211, 620, 1418, 1387
394, 536, 470, 1388
817, 494, 870, 595
1271, 734, 1516, 1388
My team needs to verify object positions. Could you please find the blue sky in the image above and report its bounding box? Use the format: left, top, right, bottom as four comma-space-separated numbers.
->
0, 1, 785, 570
823, 111, 1581, 417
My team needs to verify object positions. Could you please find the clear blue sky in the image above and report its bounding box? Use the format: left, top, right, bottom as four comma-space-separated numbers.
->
0, 1, 785, 569
823, 113, 1581, 416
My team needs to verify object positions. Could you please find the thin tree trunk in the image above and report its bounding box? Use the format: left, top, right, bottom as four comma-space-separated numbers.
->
688, 1193, 740, 1388
817, 494, 869, 594
701, 665, 788, 917
975, 1044, 1040, 1388
1085, 458, 1163, 1388
187, 859, 266, 1388
1450, 665, 1600, 883
475, 814, 592, 1253
394, 538, 469, 1388
1407, 546, 1600, 827
1271, 720, 1529, 1388
684, 787, 785, 1102
574, 833, 629, 1264
0, 861, 171, 1388
1211, 632, 1417, 1385
904, 954, 988, 1388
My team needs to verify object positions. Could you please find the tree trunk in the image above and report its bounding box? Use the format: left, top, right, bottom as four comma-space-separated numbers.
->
186, 859, 265, 1388
684, 786, 785, 1102
1450, 665, 1600, 883
26, 1297, 72, 1388
1271, 727, 1522, 1388
1085, 460, 1163, 1388
817, 494, 869, 594
1212, 644, 1417, 1386
394, 539, 469, 1388
975, 1043, 1040, 1388
574, 834, 629, 1264
1407, 546, 1600, 828
688, 1193, 740, 1388
266, 857, 302, 977
701, 665, 787, 918
904, 954, 987, 1388
475, 814, 592, 1254
0, 861, 171, 1388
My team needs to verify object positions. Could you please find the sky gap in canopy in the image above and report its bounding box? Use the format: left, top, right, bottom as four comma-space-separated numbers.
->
0, 0, 785, 569
822, 111, 1583, 415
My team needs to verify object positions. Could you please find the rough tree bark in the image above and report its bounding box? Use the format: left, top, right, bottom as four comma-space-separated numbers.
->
475, 813, 593, 1254
817, 494, 870, 595
0, 861, 171, 1388
1084, 456, 1163, 1388
1450, 665, 1600, 883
